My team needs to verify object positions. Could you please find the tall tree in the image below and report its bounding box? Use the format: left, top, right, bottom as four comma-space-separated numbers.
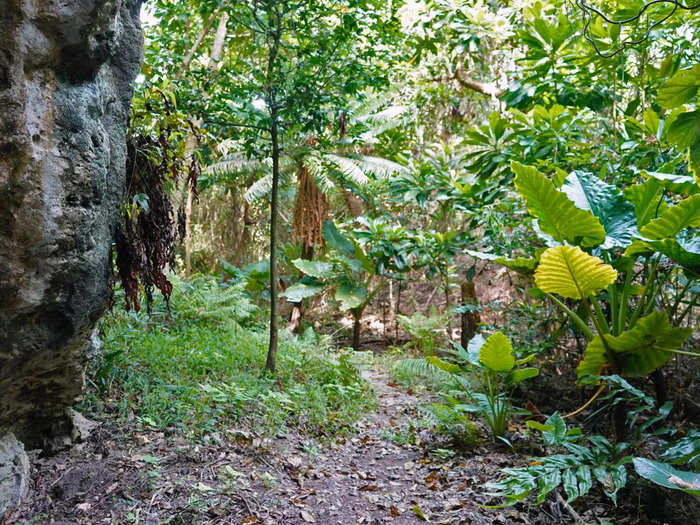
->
204, 0, 398, 371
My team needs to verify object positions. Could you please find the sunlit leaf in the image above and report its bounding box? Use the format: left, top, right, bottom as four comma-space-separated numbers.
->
478, 332, 515, 372
511, 162, 605, 247
535, 245, 617, 299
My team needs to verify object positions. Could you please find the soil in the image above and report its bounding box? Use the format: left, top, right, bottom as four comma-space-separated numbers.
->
8, 362, 692, 525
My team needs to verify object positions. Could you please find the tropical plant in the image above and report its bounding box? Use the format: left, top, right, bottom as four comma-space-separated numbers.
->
487, 413, 632, 505
479, 161, 697, 389
282, 221, 394, 349
426, 332, 539, 440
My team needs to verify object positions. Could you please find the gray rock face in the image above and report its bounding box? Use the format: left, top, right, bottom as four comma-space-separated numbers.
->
0, 0, 143, 447
0, 433, 30, 519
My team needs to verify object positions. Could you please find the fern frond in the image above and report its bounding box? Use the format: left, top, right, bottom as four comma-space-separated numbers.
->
302, 153, 335, 194
205, 153, 263, 177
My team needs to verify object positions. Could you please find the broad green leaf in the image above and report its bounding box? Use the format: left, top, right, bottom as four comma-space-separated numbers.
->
623, 179, 668, 228
690, 141, 700, 185
478, 332, 515, 372
281, 281, 325, 302
507, 367, 539, 383
336, 255, 363, 273
535, 245, 617, 299
660, 431, 700, 468
512, 162, 606, 247
526, 420, 555, 432
562, 171, 637, 248
426, 356, 461, 374
626, 238, 700, 274
633, 458, 700, 496
334, 279, 366, 310
577, 312, 692, 379
657, 65, 700, 109
292, 259, 334, 278
562, 468, 579, 501
666, 110, 700, 149
322, 220, 354, 255
536, 469, 561, 503
639, 194, 700, 239
643, 171, 698, 195
542, 413, 567, 446
576, 466, 593, 497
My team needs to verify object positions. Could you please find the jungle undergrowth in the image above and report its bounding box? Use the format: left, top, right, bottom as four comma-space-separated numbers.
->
81, 276, 374, 441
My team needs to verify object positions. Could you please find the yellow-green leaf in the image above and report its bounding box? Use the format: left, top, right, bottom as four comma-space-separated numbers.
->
535, 246, 617, 299
511, 162, 606, 247
426, 356, 461, 374
639, 194, 700, 239
577, 312, 692, 379
478, 332, 515, 372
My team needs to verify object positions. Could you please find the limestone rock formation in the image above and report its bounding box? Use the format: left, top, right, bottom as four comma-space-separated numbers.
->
0, 0, 143, 448
0, 433, 30, 519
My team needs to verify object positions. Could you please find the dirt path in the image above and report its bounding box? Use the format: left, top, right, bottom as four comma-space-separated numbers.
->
9, 366, 532, 525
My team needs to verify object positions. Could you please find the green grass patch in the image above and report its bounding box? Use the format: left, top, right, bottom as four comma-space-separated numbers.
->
83, 276, 374, 438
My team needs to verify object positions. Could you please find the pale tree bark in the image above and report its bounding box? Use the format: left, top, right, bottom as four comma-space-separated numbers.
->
174, 8, 220, 81
432, 62, 503, 97
183, 11, 229, 276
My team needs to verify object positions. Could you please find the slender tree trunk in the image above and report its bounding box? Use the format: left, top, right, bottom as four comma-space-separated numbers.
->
264, 10, 282, 373
233, 199, 250, 266
442, 269, 452, 337
181, 12, 228, 277
185, 186, 192, 276
395, 280, 402, 341
265, 113, 280, 373
174, 7, 220, 80
651, 368, 667, 406
460, 281, 479, 349
352, 311, 361, 350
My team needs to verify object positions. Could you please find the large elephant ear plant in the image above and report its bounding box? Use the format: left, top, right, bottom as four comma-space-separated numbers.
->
498, 161, 698, 384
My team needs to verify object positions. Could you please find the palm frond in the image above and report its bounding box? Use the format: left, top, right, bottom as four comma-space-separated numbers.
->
244, 174, 273, 202
344, 154, 407, 178
302, 153, 335, 194
205, 152, 263, 177
323, 154, 369, 186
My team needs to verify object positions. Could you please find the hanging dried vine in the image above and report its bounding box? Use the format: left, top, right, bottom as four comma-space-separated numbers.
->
114, 85, 200, 312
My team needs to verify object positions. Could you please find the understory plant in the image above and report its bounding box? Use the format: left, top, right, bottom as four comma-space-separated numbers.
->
471, 159, 698, 439
88, 276, 372, 438
425, 332, 539, 441
489, 374, 700, 505
283, 220, 406, 349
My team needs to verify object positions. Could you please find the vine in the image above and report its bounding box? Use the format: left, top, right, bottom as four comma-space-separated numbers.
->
114, 85, 200, 312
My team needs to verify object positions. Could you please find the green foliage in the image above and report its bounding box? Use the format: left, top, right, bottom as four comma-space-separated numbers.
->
417, 333, 539, 440
511, 162, 606, 248
578, 311, 692, 379
86, 277, 372, 438
398, 308, 449, 356
488, 414, 632, 505
660, 430, 700, 469
632, 458, 700, 497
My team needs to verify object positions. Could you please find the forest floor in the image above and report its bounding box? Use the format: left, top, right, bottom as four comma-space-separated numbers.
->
9, 362, 637, 525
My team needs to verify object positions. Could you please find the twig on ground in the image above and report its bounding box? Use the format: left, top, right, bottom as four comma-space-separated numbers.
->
556, 490, 583, 523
